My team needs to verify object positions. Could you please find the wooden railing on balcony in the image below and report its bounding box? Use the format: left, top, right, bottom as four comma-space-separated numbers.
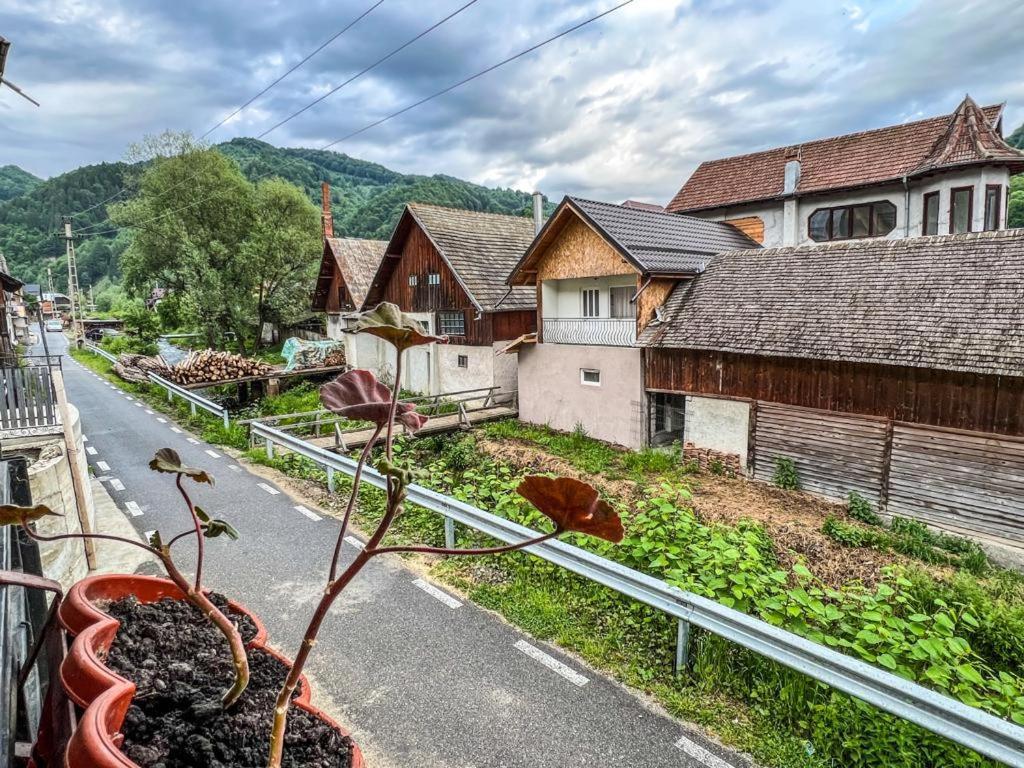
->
542, 318, 636, 346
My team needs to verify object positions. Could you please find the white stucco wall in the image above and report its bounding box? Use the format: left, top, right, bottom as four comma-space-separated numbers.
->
683, 396, 750, 468
542, 275, 637, 319
518, 344, 645, 448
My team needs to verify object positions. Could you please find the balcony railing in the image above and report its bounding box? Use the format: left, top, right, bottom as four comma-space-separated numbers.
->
542, 318, 636, 347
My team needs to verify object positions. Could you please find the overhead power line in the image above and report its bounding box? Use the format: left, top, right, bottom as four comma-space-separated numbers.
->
200, 0, 384, 139
323, 0, 635, 150
257, 0, 481, 139
83, 0, 635, 239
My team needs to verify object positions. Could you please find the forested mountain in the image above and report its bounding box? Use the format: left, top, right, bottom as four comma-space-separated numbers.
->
1010, 123, 1024, 229
0, 165, 41, 202
1008, 122, 1024, 149
0, 139, 544, 289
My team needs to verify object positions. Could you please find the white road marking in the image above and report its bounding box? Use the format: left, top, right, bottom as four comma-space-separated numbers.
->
228, 465, 241, 472
204, 449, 221, 458
95, 475, 111, 482
96, 461, 110, 471
344, 535, 364, 550
134, 402, 143, 408
186, 437, 199, 444
675, 736, 735, 768
294, 505, 321, 521
156, 417, 167, 423
109, 479, 125, 492
412, 578, 462, 609
86, 446, 97, 456
514, 640, 588, 687
145, 409, 154, 415
82, 435, 88, 442
125, 397, 133, 401
171, 427, 182, 434
257, 482, 280, 495
125, 501, 143, 517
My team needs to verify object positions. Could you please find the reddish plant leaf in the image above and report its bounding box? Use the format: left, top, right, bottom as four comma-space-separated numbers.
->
348, 302, 446, 351
320, 369, 428, 433
516, 475, 624, 543
0, 504, 62, 526
148, 448, 214, 485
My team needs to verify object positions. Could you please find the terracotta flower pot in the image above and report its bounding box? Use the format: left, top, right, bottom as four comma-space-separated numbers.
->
57, 574, 363, 768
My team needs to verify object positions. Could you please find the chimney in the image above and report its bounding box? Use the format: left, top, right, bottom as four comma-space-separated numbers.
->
532, 191, 544, 235
783, 148, 801, 196
321, 181, 334, 238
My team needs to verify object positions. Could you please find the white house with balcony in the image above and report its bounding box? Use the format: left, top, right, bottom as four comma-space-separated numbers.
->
664, 96, 1024, 247
506, 196, 757, 447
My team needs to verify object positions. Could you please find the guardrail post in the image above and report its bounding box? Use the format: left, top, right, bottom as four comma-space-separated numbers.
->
190, 402, 197, 417
266, 437, 275, 460
167, 389, 173, 403
222, 410, 230, 430
327, 467, 335, 494
444, 516, 455, 549
674, 619, 691, 676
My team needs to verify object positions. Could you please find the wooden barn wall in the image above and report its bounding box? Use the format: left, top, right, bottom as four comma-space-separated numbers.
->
491, 310, 536, 342
380, 225, 489, 345
646, 348, 1024, 437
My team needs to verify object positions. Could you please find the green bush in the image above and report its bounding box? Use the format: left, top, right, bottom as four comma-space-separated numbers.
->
101, 334, 158, 356
847, 491, 882, 526
773, 457, 800, 490
622, 445, 680, 475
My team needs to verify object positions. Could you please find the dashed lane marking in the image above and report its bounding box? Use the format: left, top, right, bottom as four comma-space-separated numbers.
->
412, 578, 462, 609
86, 446, 97, 456
294, 505, 321, 521
96, 461, 110, 471
514, 640, 588, 687
186, 437, 199, 444
82, 435, 88, 442
171, 427, 182, 434
228, 465, 241, 472
125, 397, 133, 401
257, 483, 280, 495
145, 409, 154, 415
125, 501, 143, 517
134, 402, 143, 408
157, 417, 167, 423
344, 535, 364, 550
204, 449, 221, 459
109, 479, 125, 492
674, 736, 735, 768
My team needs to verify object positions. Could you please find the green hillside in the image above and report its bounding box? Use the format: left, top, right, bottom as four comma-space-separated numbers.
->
0, 165, 41, 202
0, 139, 545, 289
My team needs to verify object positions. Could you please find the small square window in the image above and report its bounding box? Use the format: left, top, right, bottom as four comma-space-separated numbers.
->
438, 310, 466, 336
580, 368, 600, 386
408, 275, 418, 286
428, 272, 441, 286
457, 354, 468, 368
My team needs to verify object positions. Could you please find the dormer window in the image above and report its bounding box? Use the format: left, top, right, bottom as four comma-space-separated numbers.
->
808, 201, 896, 242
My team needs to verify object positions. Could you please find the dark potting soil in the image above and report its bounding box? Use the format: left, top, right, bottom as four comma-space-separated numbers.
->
105, 595, 353, 768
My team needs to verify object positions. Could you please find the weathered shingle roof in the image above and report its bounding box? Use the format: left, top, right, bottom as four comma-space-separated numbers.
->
666, 99, 1017, 213
641, 229, 1024, 378
406, 203, 537, 311
509, 196, 758, 284
312, 237, 386, 312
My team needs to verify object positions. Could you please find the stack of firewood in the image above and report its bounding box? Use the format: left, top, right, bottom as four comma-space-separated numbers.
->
166, 350, 274, 385
114, 350, 274, 385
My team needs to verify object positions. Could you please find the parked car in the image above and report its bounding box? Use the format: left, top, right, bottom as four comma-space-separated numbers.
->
44, 319, 63, 332
84, 327, 120, 342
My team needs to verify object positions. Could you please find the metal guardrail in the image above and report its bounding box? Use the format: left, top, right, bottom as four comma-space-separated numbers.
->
83, 341, 117, 364
147, 373, 230, 428
251, 420, 1024, 767
543, 317, 636, 346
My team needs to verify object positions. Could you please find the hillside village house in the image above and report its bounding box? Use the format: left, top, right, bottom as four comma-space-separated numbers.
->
311, 183, 387, 349
667, 96, 1024, 247
641, 229, 1024, 549
506, 196, 756, 447
355, 201, 538, 395
0, 268, 24, 362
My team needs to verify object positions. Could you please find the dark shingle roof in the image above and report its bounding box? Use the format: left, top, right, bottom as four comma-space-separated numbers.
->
326, 237, 386, 309
569, 197, 759, 273
666, 100, 1015, 213
407, 203, 536, 311
641, 229, 1024, 378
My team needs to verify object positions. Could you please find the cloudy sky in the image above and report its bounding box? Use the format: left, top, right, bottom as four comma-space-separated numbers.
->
2, 0, 1022, 204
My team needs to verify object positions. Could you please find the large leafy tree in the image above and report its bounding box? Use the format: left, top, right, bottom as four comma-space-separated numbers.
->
112, 137, 318, 353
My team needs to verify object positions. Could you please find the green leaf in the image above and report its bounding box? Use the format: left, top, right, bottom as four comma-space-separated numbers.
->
194, 505, 212, 523
957, 663, 986, 686
149, 448, 214, 485
877, 653, 898, 670
148, 530, 164, 549
202, 518, 239, 540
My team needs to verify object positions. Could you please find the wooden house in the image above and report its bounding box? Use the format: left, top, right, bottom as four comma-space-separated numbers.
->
506, 196, 756, 447
359, 202, 538, 395
640, 228, 1024, 547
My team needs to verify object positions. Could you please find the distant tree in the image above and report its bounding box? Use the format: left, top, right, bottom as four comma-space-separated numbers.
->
1009, 174, 1024, 228
119, 299, 160, 341
1007, 122, 1024, 149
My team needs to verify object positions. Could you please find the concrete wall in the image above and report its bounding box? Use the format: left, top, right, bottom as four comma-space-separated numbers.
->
683, 396, 750, 468
518, 344, 644, 448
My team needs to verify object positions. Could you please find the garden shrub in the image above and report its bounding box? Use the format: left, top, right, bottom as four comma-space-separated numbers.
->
773, 457, 800, 490
847, 491, 882, 525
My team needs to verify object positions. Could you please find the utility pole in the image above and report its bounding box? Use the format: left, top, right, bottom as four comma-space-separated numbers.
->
59, 216, 83, 346
46, 266, 54, 297
88, 284, 96, 312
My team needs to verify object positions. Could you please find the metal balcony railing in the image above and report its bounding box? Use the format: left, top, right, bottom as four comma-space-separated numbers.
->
542, 318, 636, 346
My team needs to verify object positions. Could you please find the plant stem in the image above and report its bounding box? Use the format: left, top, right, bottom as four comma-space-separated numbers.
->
175, 473, 205, 590
327, 423, 384, 583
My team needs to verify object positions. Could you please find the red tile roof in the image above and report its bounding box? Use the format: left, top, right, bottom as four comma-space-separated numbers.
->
666, 99, 1021, 214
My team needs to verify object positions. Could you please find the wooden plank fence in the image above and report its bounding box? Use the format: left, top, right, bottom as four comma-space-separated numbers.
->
0, 365, 58, 432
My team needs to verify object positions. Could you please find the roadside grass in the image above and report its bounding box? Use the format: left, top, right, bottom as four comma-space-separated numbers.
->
247, 430, 1024, 768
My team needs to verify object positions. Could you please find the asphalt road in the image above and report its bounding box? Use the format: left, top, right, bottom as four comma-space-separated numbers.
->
42, 331, 749, 768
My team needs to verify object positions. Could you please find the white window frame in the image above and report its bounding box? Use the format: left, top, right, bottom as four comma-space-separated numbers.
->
438, 310, 466, 336
408, 274, 418, 286
428, 272, 441, 286
580, 368, 601, 386
581, 288, 600, 318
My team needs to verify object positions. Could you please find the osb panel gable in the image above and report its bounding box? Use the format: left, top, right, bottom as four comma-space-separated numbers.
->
724, 216, 765, 244
535, 217, 637, 281
637, 278, 678, 332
